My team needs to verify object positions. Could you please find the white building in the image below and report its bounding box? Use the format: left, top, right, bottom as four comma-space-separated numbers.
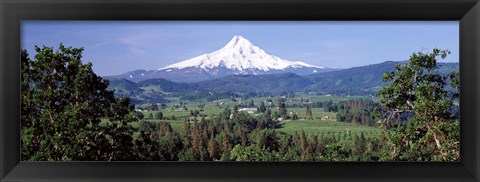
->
238, 107, 257, 114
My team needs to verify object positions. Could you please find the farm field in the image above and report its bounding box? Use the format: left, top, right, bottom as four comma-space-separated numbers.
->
277, 119, 384, 139
129, 96, 385, 142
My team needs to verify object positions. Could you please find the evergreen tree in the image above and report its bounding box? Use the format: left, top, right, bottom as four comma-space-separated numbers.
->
259, 101, 267, 113
232, 105, 239, 120
305, 105, 313, 120
305, 135, 319, 160
221, 132, 232, 152
134, 111, 144, 120
182, 118, 193, 159
249, 100, 255, 107
299, 130, 307, 159
277, 99, 287, 117
155, 111, 163, 120
292, 113, 299, 120
191, 122, 203, 158
208, 135, 220, 160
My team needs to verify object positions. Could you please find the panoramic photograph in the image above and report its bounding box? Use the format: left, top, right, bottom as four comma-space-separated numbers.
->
21, 21, 459, 161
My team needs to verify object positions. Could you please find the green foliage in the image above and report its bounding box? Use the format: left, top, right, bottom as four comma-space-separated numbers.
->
276, 98, 288, 118
259, 101, 267, 113
21, 44, 137, 161
155, 111, 163, 120
248, 99, 255, 107
336, 99, 382, 126
145, 104, 159, 111
292, 113, 299, 120
134, 111, 144, 119
378, 49, 460, 161
208, 136, 221, 160
229, 144, 282, 161
305, 104, 313, 120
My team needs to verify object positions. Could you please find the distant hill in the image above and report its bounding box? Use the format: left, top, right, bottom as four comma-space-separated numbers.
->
304, 61, 458, 95
302, 61, 399, 95
196, 73, 314, 94
108, 78, 142, 96
136, 78, 196, 93
105, 61, 459, 104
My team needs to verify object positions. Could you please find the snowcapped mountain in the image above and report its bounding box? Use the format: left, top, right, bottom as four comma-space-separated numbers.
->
160, 35, 322, 73
107, 35, 335, 82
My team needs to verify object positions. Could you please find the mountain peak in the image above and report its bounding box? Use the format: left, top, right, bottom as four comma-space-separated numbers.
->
224, 35, 251, 47
230, 35, 248, 44
159, 35, 323, 74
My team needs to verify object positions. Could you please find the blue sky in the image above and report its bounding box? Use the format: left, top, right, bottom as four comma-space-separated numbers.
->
22, 21, 459, 76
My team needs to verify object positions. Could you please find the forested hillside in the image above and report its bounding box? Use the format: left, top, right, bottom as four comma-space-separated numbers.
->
107, 61, 459, 104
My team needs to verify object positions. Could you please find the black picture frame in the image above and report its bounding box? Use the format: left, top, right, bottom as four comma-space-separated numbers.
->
1, 0, 479, 181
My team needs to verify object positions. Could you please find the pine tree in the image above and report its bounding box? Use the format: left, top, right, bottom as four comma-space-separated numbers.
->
277, 99, 287, 117
232, 105, 239, 120
182, 118, 192, 152
208, 135, 220, 160
292, 113, 299, 120
306, 135, 318, 160
221, 132, 232, 152
239, 126, 248, 147
299, 130, 307, 159
191, 122, 203, 157
155, 111, 163, 120
259, 101, 267, 113
305, 105, 313, 120
249, 100, 255, 107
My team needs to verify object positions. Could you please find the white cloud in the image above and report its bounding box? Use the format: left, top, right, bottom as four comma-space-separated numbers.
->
128, 47, 147, 55
118, 33, 155, 46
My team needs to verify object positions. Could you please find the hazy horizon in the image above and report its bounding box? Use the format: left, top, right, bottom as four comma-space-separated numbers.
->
22, 21, 459, 76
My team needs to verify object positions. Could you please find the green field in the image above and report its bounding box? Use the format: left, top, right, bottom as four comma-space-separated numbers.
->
287, 108, 337, 119
130, 95, 385, 142
277, 119, 384, 139
123, 118, 384, 142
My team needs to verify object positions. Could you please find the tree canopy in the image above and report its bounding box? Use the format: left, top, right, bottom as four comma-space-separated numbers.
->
21, 44, 138, 160
378, 49, 459, 161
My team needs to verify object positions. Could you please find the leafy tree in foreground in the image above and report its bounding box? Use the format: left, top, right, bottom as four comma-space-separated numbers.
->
378, 49, 459, 161
21, 44, 137, 161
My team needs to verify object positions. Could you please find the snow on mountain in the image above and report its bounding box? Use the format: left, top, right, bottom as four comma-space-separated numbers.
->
106, 35, 335, 83
159, 35, 323, 73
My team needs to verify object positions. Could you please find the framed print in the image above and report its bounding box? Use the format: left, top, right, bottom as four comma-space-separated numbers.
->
1, 0, 479, 181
